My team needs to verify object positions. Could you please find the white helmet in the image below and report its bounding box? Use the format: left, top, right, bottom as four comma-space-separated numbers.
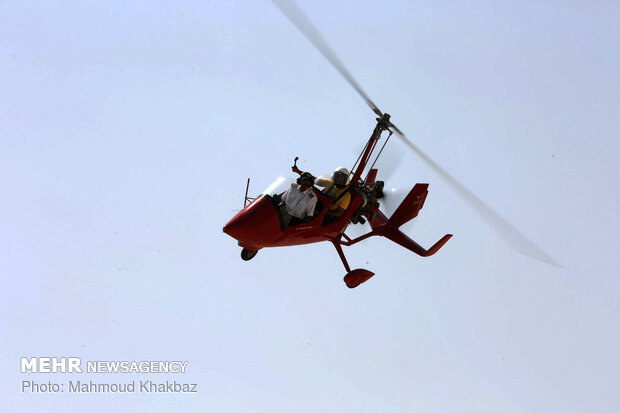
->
332, 167, 350, 186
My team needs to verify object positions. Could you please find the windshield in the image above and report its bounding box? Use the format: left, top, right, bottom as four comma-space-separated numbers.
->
261, 176, 294, 196
259, 174, 333, 196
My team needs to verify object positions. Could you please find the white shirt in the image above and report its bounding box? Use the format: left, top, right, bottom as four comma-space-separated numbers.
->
281, 184, 317, 219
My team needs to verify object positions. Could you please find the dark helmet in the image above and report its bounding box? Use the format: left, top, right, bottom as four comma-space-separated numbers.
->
297, 172, 315, 186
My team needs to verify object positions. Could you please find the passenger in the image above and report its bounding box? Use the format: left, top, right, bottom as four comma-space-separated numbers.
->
292, 165, 351, 223
280, 172, 317, 226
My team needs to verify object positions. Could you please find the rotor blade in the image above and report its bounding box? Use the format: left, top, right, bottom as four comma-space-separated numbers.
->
391, 127, 561, 267
272, 0, 383, 117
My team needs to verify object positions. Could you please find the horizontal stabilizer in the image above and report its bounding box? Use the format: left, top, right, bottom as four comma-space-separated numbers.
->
386, 183, 428, 228
374, 225, 452, 257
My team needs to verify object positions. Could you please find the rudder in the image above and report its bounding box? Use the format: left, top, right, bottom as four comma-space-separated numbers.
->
386, 183, 428, 228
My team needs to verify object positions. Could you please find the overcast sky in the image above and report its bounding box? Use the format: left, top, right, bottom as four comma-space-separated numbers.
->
2, 1, 619, 412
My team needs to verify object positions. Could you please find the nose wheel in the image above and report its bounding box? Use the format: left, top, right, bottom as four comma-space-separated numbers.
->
241, 248, 258, 261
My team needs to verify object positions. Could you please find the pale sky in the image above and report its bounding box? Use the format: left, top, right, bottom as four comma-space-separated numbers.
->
2, 1, 619, 412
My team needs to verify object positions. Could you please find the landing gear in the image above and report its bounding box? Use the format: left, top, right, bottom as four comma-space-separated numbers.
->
343, 269, 375, 288
241, 248, 258, 261
332, 238, 376, 288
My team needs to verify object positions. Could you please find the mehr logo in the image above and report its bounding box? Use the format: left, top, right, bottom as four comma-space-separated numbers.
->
21, 357, 82, 373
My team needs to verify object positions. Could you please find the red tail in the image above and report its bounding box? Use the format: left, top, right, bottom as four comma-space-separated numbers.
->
369, 184, 452, 257
387, 183, 428, 227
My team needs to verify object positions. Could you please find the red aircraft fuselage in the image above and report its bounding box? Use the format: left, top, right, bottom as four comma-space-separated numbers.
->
223, 186, 361, 251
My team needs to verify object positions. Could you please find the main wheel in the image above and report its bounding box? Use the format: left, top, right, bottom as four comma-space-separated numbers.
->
241, 248, 258, 261
343, 269, 375, 288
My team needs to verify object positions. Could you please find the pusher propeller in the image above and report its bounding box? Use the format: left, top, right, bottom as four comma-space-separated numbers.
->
273, 0, 560, 267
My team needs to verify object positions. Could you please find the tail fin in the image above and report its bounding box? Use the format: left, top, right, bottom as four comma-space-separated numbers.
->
386, 183, 428, 228
369, 183, 452, 257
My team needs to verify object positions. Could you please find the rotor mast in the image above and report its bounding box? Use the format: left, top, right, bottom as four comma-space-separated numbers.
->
349, 113, 391, 185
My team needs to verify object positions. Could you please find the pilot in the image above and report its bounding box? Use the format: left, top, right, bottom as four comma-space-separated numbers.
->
281, 172, 317, 226
293, 165, 351, 223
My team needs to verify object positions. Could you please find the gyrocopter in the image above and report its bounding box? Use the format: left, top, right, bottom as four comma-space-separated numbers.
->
223, 0, 559, 288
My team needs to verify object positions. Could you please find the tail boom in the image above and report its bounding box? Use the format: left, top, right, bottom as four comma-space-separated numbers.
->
373, 225, 452, 257
357, 183, 452, 257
